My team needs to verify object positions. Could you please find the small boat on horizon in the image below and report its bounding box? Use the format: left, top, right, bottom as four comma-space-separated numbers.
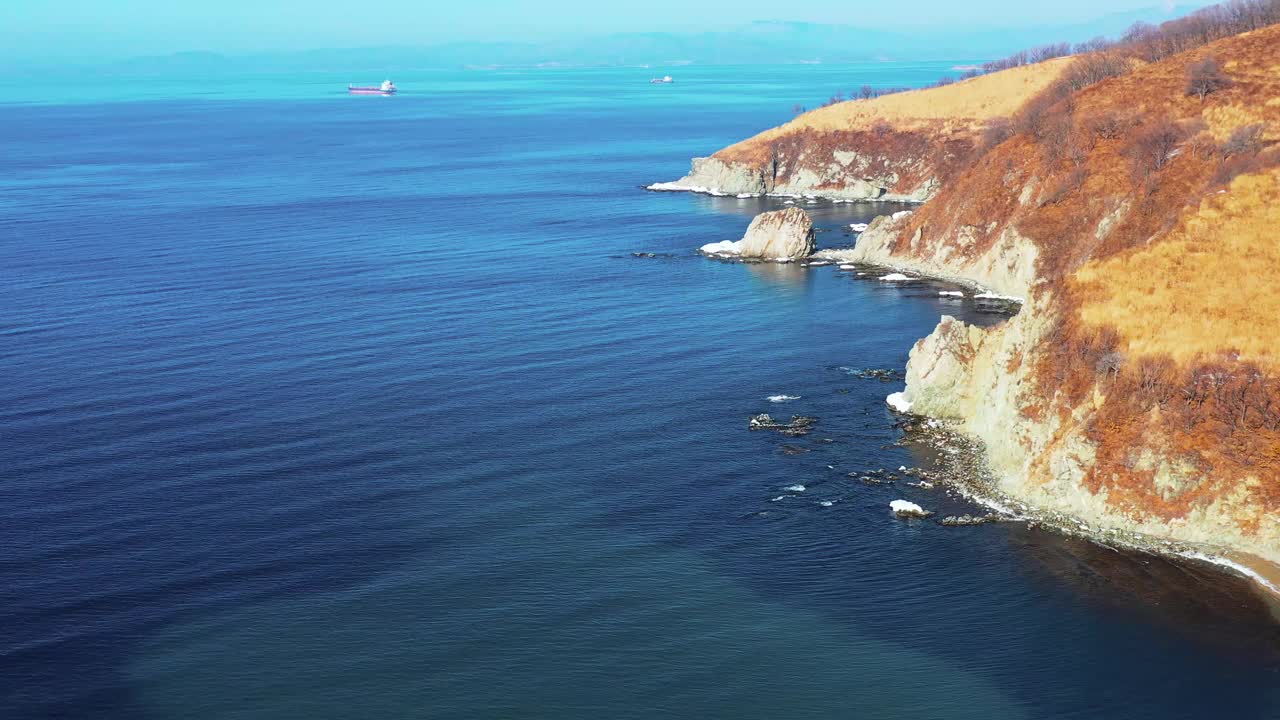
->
349, 80, 397, 96
649, 75, 674, 84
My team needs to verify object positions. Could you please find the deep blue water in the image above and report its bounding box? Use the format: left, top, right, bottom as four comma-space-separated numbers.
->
2, 66, 1280, 719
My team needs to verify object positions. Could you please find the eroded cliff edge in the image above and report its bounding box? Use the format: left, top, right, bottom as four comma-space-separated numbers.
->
682, 20, 1280, 590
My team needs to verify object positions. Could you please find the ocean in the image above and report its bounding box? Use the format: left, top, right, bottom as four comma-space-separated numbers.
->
2, 64, 1278, 719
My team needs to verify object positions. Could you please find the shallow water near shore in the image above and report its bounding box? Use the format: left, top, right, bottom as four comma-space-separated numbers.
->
2, 66, 1280, 719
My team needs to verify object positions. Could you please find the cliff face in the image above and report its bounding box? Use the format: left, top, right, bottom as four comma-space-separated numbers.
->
823, 212, 1039, 299
888, 26, 1280, 578
655, 59, 1074, 201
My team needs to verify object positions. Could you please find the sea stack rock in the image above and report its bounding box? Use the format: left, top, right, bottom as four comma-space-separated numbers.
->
738, 207, 815, 260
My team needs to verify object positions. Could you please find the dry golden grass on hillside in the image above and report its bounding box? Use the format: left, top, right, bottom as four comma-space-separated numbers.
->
715, 58, 1075, 164
1072, 169, 1280, 364
892, 24, 1280, 282
867, 25, 1280, 528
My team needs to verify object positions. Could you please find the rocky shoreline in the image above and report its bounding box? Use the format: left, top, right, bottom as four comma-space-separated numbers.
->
893, 410, 1280, 600
831, 240, 1280, 602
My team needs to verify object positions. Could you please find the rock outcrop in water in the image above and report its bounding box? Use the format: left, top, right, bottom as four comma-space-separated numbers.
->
701, 207, 815, 260
749, 413, 818, 436
738, 207, 815, 259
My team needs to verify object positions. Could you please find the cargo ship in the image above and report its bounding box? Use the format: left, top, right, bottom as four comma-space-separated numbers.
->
349, 80, 397, 95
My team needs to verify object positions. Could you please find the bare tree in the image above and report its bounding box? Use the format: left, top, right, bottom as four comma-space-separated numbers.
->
981, 118, 1013, 149
1220, 123, 1264, 157
1086, 111, 1127, 140
1187, 57, 1231, 100
859, 84, 874, 100
1127, 117, 1186, 175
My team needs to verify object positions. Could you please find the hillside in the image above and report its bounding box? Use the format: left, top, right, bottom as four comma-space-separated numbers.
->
681, 13, 1280, 592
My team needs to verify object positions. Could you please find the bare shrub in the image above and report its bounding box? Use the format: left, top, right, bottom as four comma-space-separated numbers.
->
1212, 149, 1268, 186
1074, 36, 1112, 54
1127, 2, 1280, 63
1057, 52, 1129, 94
982, 0, 1280, 93
1039, 113, 1074, 166
1066, 131, 1093, 168
1039, 167, 1088, 206
1220, 123, 1265, 157
1096, 350, 1126, 379
1189, 130, 1221, 160
1126, 117, 1186, 176
1031, 42, 1073, 62
980, 118, 1013, 150
984, 42, 1073, 74
1086, 111, 1128, 140
1187, 57, 1232, 100
1011, 89, 1062, 138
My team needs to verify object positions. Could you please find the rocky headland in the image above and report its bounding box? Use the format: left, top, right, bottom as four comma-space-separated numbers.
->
652, 58, 1075, 202
681, 12, 1280, 596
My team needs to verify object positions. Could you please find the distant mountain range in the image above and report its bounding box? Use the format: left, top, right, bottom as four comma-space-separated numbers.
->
58, 5, 1210, 75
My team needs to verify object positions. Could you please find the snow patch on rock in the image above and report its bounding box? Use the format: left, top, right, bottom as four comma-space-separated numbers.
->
886, 392, 913, 413
890, 500, 931, 518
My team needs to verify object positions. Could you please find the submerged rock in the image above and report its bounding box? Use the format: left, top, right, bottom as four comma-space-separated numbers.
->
737, 207, 816, 260
841, 367, 905, 382
749, 413, 818, 436
939, 514, 997, 526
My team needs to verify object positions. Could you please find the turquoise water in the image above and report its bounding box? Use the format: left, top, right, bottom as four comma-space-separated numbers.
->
2, 66, 1279, 719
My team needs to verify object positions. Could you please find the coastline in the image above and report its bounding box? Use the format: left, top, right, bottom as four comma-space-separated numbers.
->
849, 249, 1280, 603
897, 407, 1280, 603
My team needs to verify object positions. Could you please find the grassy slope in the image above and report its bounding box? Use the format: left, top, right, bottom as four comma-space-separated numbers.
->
714, 58, 1075, 166
1074, 169, 1280, 363
898, 25, 1280, 550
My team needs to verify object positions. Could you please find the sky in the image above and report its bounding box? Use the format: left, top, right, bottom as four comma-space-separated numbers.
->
5, 0, 1201, 63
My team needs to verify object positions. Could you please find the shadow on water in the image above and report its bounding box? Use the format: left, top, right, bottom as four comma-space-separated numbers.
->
1007, 528, 1280, 660
128, 533, 1031, 720
893, 415, 1280, 666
